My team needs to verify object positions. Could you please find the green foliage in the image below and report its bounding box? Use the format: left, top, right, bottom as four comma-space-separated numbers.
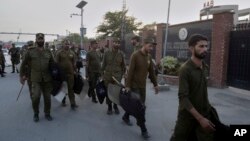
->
96, 10, 142, 39
160, 56, 181, 76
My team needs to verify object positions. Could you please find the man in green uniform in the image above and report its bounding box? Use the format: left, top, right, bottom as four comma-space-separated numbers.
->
0, 45, 5, 77
131, 35, 142, 53
86, 40, 101, 103
125, 37, 159, 139
22, 41, 35, 100
9, 43, 20, 73
20, 33, 54, 122
56, 40, 78, 110
170, 34, 215, 141
102, 38, 126, 115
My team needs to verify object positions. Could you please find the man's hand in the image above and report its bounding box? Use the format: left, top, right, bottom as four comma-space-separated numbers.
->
125, 87, 130, 92
154, 86, 159, 94
20, 76, 26, 85
198, 117, 216, 133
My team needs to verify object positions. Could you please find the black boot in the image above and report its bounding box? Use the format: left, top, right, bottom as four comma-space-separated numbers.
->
33, 114, 39, 122
122, 113, 133, 126
61, 97, 66, 106
45, 114, 53, 121
140, 124, 150, 139
113, 104, 120, 115
92, 97, 98, 103
71, 104, 78, 110
107, 104, 112, 115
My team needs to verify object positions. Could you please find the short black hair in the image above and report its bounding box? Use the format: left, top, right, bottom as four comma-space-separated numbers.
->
131, 36, 141, 42
188, 34, 208, 47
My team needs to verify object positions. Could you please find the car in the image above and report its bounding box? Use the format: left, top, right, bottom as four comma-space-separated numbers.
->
79, 49, 87, 66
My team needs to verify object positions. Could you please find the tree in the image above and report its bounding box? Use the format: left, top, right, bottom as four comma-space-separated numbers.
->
96, 10, 142, 39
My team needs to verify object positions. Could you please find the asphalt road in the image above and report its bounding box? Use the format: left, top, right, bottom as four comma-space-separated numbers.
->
0, 66, 250, 141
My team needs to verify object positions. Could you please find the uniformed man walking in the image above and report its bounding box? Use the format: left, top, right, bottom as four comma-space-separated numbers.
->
0, 45, 5, 77
125, 38, 159, 139
9, 43, 20, 73
21, 41, 35, 100
102, 38, 126, 115
170, 34, 215, 141
86, 40, 101, 103
56, 40, 78, 110
131, 35, 142, 52
20, 33, 54, 122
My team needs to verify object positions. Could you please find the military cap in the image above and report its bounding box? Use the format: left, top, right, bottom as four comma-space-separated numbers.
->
131, 36, 141, 42
27, 41, 34, 46
36, 33, 44, 39
143, 38, 157, 45
90, 40, 98, 45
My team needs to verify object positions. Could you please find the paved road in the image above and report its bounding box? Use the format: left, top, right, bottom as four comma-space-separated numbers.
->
0, 66, 250, 141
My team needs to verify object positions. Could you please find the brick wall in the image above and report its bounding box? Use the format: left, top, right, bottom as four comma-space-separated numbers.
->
209, 12, 234, 88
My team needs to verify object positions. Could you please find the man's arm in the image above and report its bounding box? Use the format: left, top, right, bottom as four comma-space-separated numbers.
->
178, 68, 215, 132
125, 54, 136, 90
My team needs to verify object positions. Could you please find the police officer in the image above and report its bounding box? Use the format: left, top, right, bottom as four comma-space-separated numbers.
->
125, 38, 159, 139
20, 33, 54, 122
56, 39, 78, 110
102, 38, 126, 115
170, 34, 215, 141
9, 43, 20, 73
86, 40, 101, 103
0, 45, 5, 77
131, 35, 142, 53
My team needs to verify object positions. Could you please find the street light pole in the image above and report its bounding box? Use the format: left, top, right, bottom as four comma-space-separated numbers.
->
159, 0, 171, 85
80, 8, 84, 49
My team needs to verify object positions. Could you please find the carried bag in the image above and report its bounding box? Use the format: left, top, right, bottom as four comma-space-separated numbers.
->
73, 73, 84, 94
76, 60, 83, 68
95, 80, 107, 104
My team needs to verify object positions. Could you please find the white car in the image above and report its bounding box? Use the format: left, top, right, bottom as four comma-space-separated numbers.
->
2, 49, 11, 66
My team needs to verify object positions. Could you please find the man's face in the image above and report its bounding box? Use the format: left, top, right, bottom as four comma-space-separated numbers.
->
36, 38, 44, 47
192, 40, 208, 59
63, 41, 70, 50
144, 43, 154, 53
91, 43, 98, 50
131, 39, 137, 46
113, 42, 120, 49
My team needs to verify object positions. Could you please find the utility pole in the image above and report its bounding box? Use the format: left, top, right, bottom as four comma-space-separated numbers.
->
121, 0, 126, 50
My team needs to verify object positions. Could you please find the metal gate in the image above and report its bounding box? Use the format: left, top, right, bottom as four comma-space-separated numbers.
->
227, 28, 250, 90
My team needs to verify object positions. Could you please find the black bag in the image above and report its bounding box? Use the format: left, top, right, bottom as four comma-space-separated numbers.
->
51, 80, 63, 96
95, 80, 107, 104
76, 61, 83, 68
119, 89, 145, 120
73, 73, 84, 94
49, 63, 64, 96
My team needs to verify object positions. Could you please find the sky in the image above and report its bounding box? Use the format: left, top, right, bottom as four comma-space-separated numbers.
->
0, 0, 249, 42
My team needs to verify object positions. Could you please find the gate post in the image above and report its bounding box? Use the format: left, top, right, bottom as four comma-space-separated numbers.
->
209, 12, 234, 88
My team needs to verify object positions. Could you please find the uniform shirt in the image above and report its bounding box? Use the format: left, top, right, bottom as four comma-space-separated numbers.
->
20, 47, 54, 82
133, 45, 142, 53
102, 49, 126, 80
0, 50, 5, 64
126, 50, 157, 89
178, 59, 211, 117
86, 50, 101, 77
56, 49, 76, 75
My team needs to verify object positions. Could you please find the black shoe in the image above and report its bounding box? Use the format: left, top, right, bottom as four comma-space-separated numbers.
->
45, 114, 53, 121
33, 114, 39, 122
61, 97, 66, 107
114, 107, 120, 115
122, 116, 133, 126
141, 131, 150, 139
1, 74, 5, 77
11, 71, 15, 73
92, 98, 98, 103
71, 104, 78, 110
107, 109, 112, 115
